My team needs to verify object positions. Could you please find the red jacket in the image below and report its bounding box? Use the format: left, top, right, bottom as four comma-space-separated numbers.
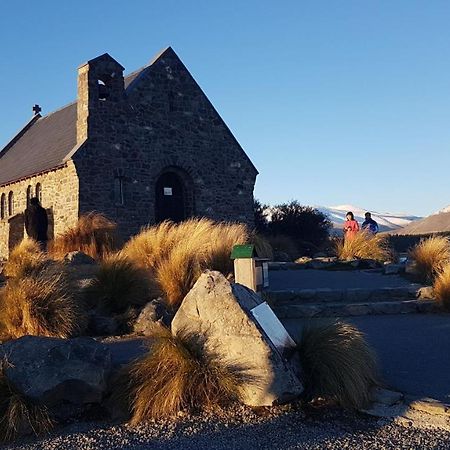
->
343, 220, 359, 239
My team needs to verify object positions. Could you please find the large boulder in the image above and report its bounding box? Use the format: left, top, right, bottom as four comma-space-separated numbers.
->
171, 271, 303, 407
0, 336, 112, 408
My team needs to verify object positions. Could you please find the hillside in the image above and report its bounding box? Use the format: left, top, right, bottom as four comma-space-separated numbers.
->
393, 210, 450, 235
317, 204, 421, 233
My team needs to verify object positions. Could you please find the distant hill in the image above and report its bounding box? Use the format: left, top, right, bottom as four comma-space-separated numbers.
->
393, 207, 450, 235
317, 204, 421, 234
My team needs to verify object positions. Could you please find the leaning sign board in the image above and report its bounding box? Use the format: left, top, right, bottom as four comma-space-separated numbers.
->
250, 302, 296, 353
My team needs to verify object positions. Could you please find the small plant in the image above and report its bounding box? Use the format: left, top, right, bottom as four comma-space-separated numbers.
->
83, 255, 155, 313
3, 239, 50, 278
0, 268, 86, 339
334, 230, 391, 261
297, 321, 378, 409
252, 234, 273, 260
127, 327, 248, 423
0, 362, 53, 442
122, 218, 249, 308
49, 212, 118, 261
409, 236, 450, 283
267, 234, 298, 261
433, 265, 450, 311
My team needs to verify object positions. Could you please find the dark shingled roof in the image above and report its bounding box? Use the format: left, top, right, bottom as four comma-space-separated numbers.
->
0, 67, 147, 186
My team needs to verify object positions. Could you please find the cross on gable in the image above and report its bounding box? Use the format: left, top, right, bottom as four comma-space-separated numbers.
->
32, 104, 41, 115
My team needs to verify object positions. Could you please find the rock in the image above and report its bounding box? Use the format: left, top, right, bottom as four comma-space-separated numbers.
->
370, 387, 403, 406
133, 299, 172, 335
384, 264, 405, 275
417, 286, 434, 299
1, 336, 112, 410
171, 271, 303, 407
87, 311, 119, 336
64, 251, 96, 265
310, 260, 335, 270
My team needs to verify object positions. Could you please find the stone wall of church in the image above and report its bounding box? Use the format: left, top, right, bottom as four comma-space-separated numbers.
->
0, 162, 79, 259
73, 48, 258, 239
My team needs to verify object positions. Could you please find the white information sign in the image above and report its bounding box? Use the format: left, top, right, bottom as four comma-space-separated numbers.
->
251, 302, 296, 352
163, 187, 173, 196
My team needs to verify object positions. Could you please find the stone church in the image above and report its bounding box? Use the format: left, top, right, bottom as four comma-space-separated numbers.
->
0, 47, 258, 258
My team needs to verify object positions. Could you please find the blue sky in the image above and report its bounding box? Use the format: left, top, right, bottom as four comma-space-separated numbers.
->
1, 1, 449, 216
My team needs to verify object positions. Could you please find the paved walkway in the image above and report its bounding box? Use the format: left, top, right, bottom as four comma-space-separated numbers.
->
269, 269, 419, 290
283, 314, 450, 403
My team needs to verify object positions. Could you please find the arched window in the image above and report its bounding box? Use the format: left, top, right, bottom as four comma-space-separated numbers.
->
35, 183, 42, 203
8, 191, 14, 216
0, 194, 5, 220
26, 185, 33, 207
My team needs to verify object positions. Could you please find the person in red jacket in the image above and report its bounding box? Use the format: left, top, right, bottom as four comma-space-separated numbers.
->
343, 211, 359, 240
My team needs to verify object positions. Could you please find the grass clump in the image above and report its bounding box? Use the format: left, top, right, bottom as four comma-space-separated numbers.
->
0, 362, 53, 442
266, 234, 298, 261
252, 234, 273, 260
409, 236, 450, 283
3, 240, 50, 279
433, 265, 450, 311
127, 327, 248, 423
297, 321, 378, 409
0, 269, 86, 339
83, 255, 154, 313
122, 218, 249, 308
49, 212, 118, 261
334, 231, 391, 262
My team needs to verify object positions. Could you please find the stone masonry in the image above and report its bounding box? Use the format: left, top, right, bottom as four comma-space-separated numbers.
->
0, 47, 258, 258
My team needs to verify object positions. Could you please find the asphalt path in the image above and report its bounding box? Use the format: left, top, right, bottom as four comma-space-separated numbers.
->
283, 314, 450, 403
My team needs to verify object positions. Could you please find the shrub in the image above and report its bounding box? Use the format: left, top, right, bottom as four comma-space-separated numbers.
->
0, 362, 53, 442
433, 265, 450, 311
297, 321, 378, 409
3, 239, 50, 278
334, 230, 391, 261
122, 218, 249, 308
127, 328, 248, 423
0, 269, 86, 339
49, 212, 118, 261
252, 234, 273, 260
253, 199, 270, 234
267, 234, 298, 261
409, 236, 450, 283
269, 201, 332, 250
83, 255, 156, 313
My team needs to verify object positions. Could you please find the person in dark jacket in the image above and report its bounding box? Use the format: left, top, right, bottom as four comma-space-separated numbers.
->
25, 197, 48, 249
361, 212, 379, 234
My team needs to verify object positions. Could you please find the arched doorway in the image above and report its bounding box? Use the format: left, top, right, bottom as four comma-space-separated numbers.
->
155, 171, 187, 223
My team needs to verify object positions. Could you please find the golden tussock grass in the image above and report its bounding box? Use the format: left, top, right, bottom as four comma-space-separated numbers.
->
48, 212, 118, 261
0, 362, 53, 442
83, 255, 155, 313
127, 327, 250, 423
335, 231, 391, 261
3, 240, 50, 279
122, 218, 249, 308
298, 321, 378, 409
433, 264, 450, 311
0, 269, 87, 340
409, 236, 450, 283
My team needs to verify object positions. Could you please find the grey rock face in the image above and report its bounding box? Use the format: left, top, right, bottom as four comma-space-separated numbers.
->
171, 271, 303, 407
1, 336, 112, 407
133, 299, 172, 335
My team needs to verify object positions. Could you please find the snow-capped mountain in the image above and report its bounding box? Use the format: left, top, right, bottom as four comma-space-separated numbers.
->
434, 205, 450, 215
317, 204, 422, 233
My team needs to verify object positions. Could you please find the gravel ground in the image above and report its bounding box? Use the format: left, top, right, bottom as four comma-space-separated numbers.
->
4, 406, 450, 450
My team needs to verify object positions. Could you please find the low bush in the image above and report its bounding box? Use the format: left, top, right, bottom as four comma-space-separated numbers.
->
0, 362, 53, 442
433, 265, 450, 311
49, 212, 118, 261
122, 218, 249, 308
297, 321, 378, 409
267, 234, 298, 261
83, 255, 155, 313
127, 328, 248, 423
0, 269, 86, 339
334, 231, 391, 261
3, 240, 50, 279
252, 234, 273, 260
408, 236, 450, 283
